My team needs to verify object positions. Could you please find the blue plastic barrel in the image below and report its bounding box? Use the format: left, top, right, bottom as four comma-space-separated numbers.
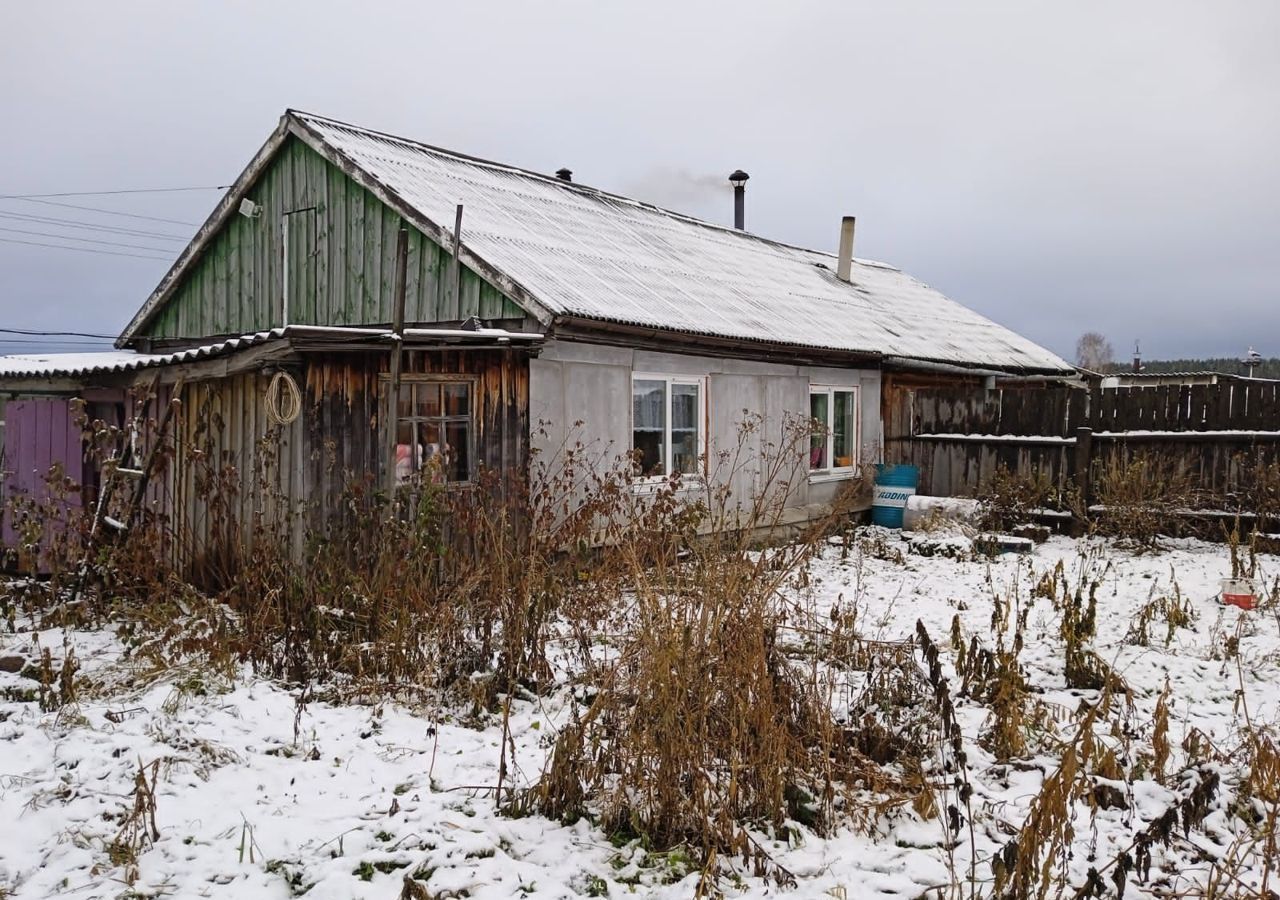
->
871, 464, 919, 528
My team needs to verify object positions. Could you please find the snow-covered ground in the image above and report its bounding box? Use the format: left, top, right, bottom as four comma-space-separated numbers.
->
1, 532, 1277, 899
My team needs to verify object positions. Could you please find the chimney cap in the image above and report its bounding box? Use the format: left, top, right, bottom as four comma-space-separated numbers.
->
728, 169, 750, 186
555, 168, 573, 182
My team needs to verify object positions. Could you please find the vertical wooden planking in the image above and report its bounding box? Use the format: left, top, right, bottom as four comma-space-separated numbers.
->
364, 193, 384, 323
325, 163, 342, 324
286, 149, 303, 324
1189, 385, 1209, 430
1141, 386, 1162, 430
1265, 382, 1280, 430
19, 401, 36, 504
1247, 382, 1265, 429
225, 216, 242, 334
241, 200, 255, 334
139, 142, 536, 343
262, 159, 278, 330
1147, 385, 1164, 430
1119, 387, 1137, 431
310, 150, 329, 326
58, 401, 83, 499
1066, 388, 1086, 434
1212, 381, 1231, 429
447, 206, 463, 323
349, 181, 367, 324
5, 402, 30, 538
994, 389, 1011, 434
1166, 384, 1183, 429
34, 401, 52, 487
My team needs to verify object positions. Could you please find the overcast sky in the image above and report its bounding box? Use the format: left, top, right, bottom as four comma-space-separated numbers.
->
2, 1, 1277, 361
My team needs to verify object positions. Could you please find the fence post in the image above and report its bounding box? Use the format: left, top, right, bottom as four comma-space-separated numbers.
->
1072, 426, 1093, 536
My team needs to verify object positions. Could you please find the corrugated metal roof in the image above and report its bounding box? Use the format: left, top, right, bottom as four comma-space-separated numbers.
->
1109, 371, 1278, 381
0, 331, 284, 378
0, 325, 541, 379
289, 112, 1071, 373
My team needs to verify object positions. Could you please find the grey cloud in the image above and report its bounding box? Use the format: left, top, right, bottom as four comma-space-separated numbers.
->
1, 0, 1276, 361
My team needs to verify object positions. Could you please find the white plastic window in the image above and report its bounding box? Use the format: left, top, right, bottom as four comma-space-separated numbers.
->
809, 386, 859, 473
631, 375, 704, 478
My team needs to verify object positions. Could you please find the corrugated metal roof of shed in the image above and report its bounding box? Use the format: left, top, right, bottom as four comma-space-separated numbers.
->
0, 326, 543, 379
0, 331, 285, 378
294, 112, 1071, 373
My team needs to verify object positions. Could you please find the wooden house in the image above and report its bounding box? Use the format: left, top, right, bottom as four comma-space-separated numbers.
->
0, 110, 1073, 563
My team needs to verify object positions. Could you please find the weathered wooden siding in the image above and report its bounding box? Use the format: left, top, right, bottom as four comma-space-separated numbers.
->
881, 377, 1078, 497
883, 378, 1280, 501
164, 348, 530, 568
887, 380, 1280, 440
144, 138, 525, 342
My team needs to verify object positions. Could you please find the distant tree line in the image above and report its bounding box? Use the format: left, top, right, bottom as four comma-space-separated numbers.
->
1075, 332, 1276, 378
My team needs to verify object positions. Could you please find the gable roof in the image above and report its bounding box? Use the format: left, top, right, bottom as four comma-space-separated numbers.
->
120, 110, 1071, 374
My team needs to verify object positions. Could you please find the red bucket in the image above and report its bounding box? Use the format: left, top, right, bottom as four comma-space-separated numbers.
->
1220, 578, 1257, 611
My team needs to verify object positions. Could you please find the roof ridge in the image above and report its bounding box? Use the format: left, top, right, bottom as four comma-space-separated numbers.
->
286, 109, 899, 272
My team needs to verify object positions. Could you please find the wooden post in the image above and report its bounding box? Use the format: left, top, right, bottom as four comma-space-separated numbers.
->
385, 228, 410, 494
450, 204, 464, 319
1072, 426, 1093, 536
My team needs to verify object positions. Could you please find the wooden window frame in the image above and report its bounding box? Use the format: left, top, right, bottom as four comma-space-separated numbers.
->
382, 374, 478, 486
808, 384, 860, 481
630, 373, 707, 483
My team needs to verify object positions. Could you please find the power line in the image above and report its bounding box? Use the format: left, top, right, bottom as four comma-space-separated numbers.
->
0, 236, 170, 261
0, 185, 230, 200
0, 339, 116, 348
0, 226, 175, 254
11, 198, 201, 227
0, 327, 118, 339
0, 210, 188, 241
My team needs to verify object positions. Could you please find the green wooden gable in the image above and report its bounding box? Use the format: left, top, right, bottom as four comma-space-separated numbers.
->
141, 138, 525, 342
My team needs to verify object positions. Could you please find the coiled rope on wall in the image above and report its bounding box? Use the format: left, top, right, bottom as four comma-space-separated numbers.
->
264, 370, 302, 426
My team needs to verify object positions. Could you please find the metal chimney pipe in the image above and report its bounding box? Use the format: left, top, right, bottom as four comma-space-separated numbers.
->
836, 216, 856, 282
729, 169, 749, 230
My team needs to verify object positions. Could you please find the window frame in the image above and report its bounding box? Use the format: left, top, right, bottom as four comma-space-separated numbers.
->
382, 373, 478, 487
808, 384, 860, 481
629, 372, 707, 483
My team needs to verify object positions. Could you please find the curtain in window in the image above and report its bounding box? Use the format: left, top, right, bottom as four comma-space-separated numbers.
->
833, 390, 855, 468
395, 381, 472, 483
810, 392, 829, 469
632, 379, 666, 475
671, 383, 700, 474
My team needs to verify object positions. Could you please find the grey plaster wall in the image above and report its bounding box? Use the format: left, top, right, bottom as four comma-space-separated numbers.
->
529, 339, 881, 521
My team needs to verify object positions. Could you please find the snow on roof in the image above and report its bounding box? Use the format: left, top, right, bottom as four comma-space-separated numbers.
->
0, 326, 541, 379
0, 331, 283, 378
1104, 371, 1280, 383
284, 112, 1070, 373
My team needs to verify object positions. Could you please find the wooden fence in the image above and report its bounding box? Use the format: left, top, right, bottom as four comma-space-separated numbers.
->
884, 380, 1280, 505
